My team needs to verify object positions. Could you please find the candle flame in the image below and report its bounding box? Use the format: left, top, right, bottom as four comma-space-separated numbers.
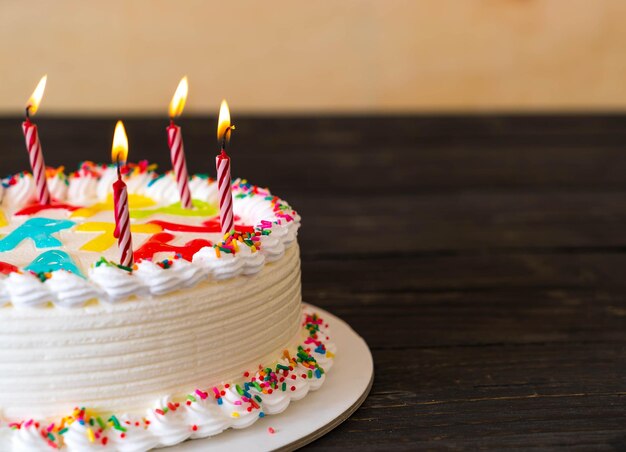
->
168, 76, 188, 118
217, 99, 233, 144
111, 120, 129, 164
26, 75, 47, 116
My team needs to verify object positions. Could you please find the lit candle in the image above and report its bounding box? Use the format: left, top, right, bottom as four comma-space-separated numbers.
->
22, 75, 51, 205
216, 100, 235, 235
166, 76, 193, 209
111, 120, 133, 267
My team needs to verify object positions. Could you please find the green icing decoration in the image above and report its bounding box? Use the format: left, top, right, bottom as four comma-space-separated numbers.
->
130, 200, 218, 219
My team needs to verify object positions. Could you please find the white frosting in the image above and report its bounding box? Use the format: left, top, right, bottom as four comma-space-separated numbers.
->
2, 174, 36, 209
189, 175, 218, 203
96, 166, 118, 201
144, 172, 180, 204
88, 264, 146, 301
44, 271, 101, 308
145, 397, 189, 446
12, 423, 50, 452
67, 172, 98, 204
6, 272, 53, 308
62, 422, 102, 451
186, 396, 230, 438
48, 174, 68, 202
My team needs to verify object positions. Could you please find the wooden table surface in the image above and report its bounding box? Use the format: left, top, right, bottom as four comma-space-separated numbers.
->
1, 115, 626, 450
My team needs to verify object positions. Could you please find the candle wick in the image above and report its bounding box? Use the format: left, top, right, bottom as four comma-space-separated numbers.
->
25, 106, 31, 121
116, 156, 122, 180
221, 125, 235, 152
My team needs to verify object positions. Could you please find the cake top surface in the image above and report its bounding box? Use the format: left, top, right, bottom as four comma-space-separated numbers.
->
0, 162, 300, 308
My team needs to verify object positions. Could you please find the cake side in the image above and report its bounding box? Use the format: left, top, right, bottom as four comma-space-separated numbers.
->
0, 244, 302, 420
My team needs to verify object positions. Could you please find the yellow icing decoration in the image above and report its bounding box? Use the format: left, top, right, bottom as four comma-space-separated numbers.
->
77, 222, 162, 252
130, 200, 218, 219
71, 194, 156, 218
0, 210, 7, 228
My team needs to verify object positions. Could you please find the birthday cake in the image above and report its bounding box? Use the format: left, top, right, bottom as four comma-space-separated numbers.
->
0, 163, 335, 451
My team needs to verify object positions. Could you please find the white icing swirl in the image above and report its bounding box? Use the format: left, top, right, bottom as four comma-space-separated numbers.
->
260, 231, 286, 261
2, 175, 36, 209
62, 422, 103, 451
185, 396, 230, 438
169, 259, 206, 289
107, 415, 157, 452
134, 261, 186, 296
250, 378, 290, 415
238, 242, 266, 275
12, 423, 49, 452
125, 171, 154, 195
96, 167, 118, 201
144, 172, 180, 204
67, 173, 98, 204
44, 271, 101, 308
189, 176, 218, 202
6, 273, 52, 308
89, 264, 145, 301
47, 174, 68, 202
218, 386, 260, 429
144, 398, 189, 446
193, 247, 244, 280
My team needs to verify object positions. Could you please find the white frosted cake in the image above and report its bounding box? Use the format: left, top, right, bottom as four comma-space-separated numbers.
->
0, 162, 335, 451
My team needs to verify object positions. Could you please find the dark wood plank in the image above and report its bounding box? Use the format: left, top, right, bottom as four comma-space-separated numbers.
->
302, 252, 626, 294
307, 288, 626, 349
296, 190, 626, 255
308, 345, 626, 451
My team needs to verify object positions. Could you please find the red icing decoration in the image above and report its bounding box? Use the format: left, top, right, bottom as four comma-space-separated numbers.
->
234, 224, 255, 233
148, 216, 252, 234
0, 261, 18, 275
134, 232, 212, 262
15, 202, 81, 216
148, 220, 221, 233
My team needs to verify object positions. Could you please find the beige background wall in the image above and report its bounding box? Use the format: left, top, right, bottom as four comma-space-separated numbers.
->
1, 0, 625, 114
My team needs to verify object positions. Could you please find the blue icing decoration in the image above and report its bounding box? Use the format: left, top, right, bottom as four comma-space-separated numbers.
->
25, 250, 84, 278
0, 218, 75, 251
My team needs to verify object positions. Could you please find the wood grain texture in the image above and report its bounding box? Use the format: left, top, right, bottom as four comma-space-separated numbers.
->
1, 115, 626, 449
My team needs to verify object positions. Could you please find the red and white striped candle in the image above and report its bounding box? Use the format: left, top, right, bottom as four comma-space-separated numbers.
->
22, 119, 51, 205
22, 75, 51, 205
216, 150, 234, 234
166, 122, 192, 209
113, 177, 133, 267
216, 100, 234, 235
167, 77, 192, 209
111, 120, 133, 267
